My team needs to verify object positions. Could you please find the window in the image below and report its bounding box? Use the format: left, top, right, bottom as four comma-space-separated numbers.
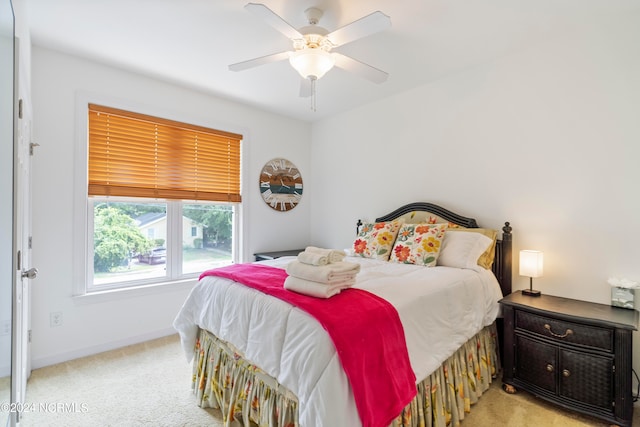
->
84, 104, 242, 292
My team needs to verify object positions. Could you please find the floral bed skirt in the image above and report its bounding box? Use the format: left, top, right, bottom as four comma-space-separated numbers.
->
192, 323, 499, 427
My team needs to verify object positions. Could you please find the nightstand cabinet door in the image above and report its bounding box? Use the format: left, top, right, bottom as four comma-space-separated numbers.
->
560, 349, 613, 410
515, 335, 557, 394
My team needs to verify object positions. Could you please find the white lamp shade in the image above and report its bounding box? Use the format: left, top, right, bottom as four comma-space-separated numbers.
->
289, 48, 335, 80
519, 250, 543, 278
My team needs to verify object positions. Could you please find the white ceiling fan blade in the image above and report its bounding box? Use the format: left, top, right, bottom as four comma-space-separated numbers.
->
333, 53, 388, 84
326, 11, 391, 47
245, 3, 303, 40
299, 78, 311, 98
229, 51, 291, 72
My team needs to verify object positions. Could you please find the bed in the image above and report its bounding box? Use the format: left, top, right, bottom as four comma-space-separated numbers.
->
174, 202, 513, 427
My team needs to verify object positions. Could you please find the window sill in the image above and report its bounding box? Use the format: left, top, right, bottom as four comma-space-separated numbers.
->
73, 278, 198, 305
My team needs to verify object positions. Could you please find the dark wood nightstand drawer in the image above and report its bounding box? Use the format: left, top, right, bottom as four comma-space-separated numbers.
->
516, 310, 613, 352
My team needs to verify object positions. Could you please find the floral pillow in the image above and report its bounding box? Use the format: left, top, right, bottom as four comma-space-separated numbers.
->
389, 223, 446, 267
353, 221, 402, 260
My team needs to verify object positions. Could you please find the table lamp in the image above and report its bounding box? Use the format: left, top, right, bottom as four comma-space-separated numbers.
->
520, 250, 543, 296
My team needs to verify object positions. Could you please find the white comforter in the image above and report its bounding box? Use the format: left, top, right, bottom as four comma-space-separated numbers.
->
173, 256, 503, 427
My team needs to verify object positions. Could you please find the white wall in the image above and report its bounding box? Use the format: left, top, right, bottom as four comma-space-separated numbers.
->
30, 47, 312, 367
310, 11, 640, 369
311, 12, 640, 302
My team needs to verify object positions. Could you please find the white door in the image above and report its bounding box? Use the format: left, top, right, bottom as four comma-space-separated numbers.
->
11, 37, 35, 426
0, 1, 15, 425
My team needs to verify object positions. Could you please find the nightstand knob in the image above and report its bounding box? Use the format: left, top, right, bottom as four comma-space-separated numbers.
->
544, 323, 574, 338
546, 364, 554, 372
562, 369, 571, 378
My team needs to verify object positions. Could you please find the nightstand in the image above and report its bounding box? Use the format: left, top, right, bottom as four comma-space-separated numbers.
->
254, 249, 304, 262
500, 291, 639, 427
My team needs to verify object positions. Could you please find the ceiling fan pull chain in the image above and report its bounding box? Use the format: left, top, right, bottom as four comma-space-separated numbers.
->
310, 77, 317, 112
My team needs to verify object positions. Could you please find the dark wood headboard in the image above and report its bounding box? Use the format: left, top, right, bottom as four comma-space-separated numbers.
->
357, 202, 512, 296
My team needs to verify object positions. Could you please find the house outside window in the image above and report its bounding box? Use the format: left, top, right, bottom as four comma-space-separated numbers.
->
81, 103, 242, 292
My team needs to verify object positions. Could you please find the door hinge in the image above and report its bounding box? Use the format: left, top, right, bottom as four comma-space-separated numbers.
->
28, 236, 32, 249
613, 365, 616, 373
16, 250, 21, 271
29, 142, 40, 156
28, 329, 32, 343
18, 98, 22, 119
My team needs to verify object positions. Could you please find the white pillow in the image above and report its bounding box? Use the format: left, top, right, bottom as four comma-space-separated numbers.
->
437, 230, 493, 271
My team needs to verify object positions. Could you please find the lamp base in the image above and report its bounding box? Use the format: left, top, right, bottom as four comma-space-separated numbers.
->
522, 288, 541, 297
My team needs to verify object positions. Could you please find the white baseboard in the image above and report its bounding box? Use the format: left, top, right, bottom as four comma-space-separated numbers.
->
31, 327, 177, 370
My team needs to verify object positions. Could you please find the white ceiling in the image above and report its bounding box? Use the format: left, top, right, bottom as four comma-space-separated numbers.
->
26, 0, 640, 122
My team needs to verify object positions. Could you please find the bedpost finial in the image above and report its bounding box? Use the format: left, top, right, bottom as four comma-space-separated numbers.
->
502, 221, 512, 236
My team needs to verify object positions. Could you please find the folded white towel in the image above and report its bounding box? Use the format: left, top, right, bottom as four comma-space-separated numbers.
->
305, 246, 346, 263
297, 251, 329, 266
286, 260, 360, 284
284, 275, 354, 298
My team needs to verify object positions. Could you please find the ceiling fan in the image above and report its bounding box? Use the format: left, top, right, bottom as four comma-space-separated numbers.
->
229, 3, 391, 108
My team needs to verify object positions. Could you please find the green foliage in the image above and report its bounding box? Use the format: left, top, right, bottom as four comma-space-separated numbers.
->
94, 202, 164, 218
94, 207, 151, 272
183, 204, 233, 249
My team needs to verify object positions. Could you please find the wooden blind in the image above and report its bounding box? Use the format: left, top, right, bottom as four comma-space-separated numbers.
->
88, 104, 242, 202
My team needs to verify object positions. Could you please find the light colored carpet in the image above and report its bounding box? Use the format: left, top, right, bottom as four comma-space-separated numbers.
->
17, 334, 639, 426
462, 377, 636, 427
20, 335, 222, 427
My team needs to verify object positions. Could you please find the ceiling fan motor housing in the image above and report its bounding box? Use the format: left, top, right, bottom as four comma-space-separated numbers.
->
293, 33, 333, 51
304, 7, 323, 25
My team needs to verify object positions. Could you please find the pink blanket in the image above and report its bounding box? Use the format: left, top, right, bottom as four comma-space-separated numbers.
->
200, 264, 417, 427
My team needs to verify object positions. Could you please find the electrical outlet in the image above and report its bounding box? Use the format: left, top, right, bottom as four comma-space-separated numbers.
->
50, 312, 63, 327
0, 320, 10, 336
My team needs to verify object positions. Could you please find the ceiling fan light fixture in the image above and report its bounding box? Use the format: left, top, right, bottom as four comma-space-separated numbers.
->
289, 48, 335, 80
